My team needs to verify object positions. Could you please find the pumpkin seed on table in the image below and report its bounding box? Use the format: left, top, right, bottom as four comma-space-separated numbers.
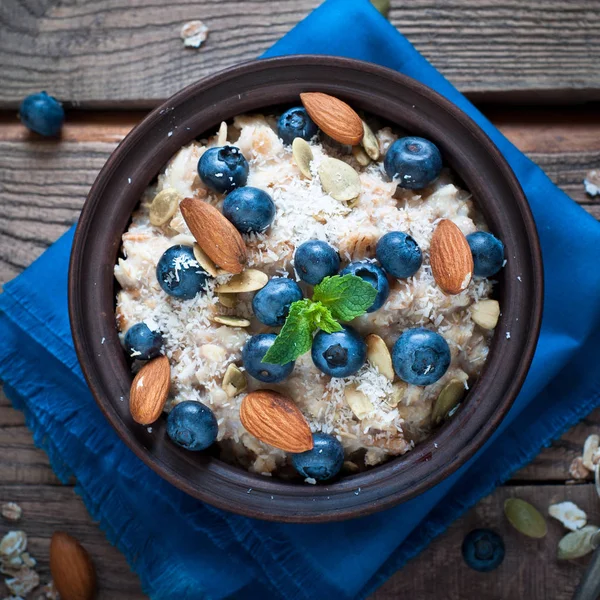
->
352, 145, 371, 167
222, 363, 247, 398
360, 120, 380, 161
216, 269, 268, 293
558, 525, 600, 560
431, 378, 466, 424
193, 243, 219, 277
504, 498, 547, 538
292, 137, 313, 178
149, 188, 182, 226
318, 158, 361, 202
211, 315, 251, 328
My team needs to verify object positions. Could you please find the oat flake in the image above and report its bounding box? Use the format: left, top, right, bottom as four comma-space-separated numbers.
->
180, 20, 209, 48
0, 531, 27, 559
1, 503, 22, 523
5, 565, 40, 596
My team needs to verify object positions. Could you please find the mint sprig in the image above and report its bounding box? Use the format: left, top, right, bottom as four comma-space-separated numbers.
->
262, 274, 377, 365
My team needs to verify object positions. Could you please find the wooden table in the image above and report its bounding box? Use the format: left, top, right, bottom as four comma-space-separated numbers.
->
1, 1, 599, 598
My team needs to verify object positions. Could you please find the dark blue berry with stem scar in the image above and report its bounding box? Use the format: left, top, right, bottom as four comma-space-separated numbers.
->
462, 529, 505, 572
311, 325, 366, 378
294, 240, 340, 285
277, 107, 319, 145
198, 146, 249, 194
466, 231, 505, 277
392, 328, 451, 386
166, 401, 218, 451
384, 136, 442, 189
340, 261, 390, 312
222, 186, 276, 233
156, 245, 208, 300
376, 231, 422, 279
252, 278, 303, 327
243, 334, 295, 382
124, 323, 163, 360
19, 92, 65, 137
290, 433, 344, 481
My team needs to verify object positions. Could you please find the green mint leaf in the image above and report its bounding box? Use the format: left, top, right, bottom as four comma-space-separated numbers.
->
262, 299, 315, 365
308, 302, 343, 334
313, 274, 378, 321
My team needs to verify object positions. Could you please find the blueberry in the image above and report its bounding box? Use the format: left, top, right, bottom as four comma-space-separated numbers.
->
252, 278, 303, 327
290, 433, 344, 481
19, 92, 65, 137
222, 186, 276, 233
277, 107, 318, 145
466, 231, 505, 277
311, 325, 366, 378
166, 401, 218, 451
376, 231, 422, 279
242, 334, 295, 382
392, 328, 450, 386
384, 136, 442, 189
340, 261, 390, 312
198, 146, 249, 194
462, 529, 505, 572
294, 240, 340, 285
124, 323, 163, 360
156, 245, 208, 300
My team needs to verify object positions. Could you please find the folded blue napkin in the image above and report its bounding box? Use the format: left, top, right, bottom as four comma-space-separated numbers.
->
2, 0, 600, 598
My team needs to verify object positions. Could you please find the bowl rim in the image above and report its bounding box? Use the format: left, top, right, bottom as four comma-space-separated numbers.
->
69, 55, 543, 523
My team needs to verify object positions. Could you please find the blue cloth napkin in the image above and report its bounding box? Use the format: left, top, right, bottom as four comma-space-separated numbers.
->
2, 0, 600, 598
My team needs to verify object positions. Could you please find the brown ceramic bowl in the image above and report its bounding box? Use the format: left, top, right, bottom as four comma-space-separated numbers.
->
69, 56, 543, 523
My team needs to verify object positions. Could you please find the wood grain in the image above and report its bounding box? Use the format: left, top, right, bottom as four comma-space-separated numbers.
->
0, 0, 599, 107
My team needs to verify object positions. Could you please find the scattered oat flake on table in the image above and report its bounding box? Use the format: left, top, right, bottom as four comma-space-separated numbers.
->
1, 503, 22, 523
584, 170, 600, 197
41, 580, 59, 600
582, 434, 600, 470
569, 456, 589, 480
180, 20, 209, 48
5, 565, 40, 596
549, 501, 587, 531
0, 532, 27, 559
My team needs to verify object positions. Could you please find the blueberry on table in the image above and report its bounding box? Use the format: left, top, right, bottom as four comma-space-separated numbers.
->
277, 107, 318, 145
290, 433, 344, 481
392, 328, 450, 386
384, 136, 442, 189
198, 146, 249, 194
462, 529, 505, 572
166, 401, 218, 451
376, 231, 422, 279
19, 92, 65, 137
243, 334, 295, 383
294, 240, 340, 285
156, 245, 208, 300
340, 261, 390, 312
124, 323, 163, 360
311, 325, 366, 378
222, 186, 276, 233
252, 278, 303, 327
466, 231, 505, 277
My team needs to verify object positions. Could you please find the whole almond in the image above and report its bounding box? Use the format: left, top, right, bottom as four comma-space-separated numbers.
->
129, 355, 170, 425
430, 219, 474, 295
50, 531, 96, 600
180, 197, 247, 274
240, 390, 313, 452
300, 92, 364, 146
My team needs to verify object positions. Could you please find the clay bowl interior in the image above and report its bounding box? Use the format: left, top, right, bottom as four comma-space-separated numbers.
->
69, 56, 543, 523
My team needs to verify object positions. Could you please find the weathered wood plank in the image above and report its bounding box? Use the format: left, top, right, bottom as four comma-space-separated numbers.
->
0, 0, 599, 107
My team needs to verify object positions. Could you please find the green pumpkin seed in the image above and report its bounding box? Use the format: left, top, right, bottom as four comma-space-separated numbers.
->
149, 188, 182, 226
431, 379, 465, 424
211, 315, 251, 328
360, 120, 380, 161
193, 243, 218, 277
352, 145, 371, 167
292, 138, 313, 179
222, 363, 247, 398
318, 158, 361, 202
504, 498, 548, 538
218, 292, 237, 309
370, 0, 390, 17
558, 525, 599, 560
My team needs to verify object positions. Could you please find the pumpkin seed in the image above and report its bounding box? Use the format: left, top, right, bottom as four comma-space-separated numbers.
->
386, 381, 407, 407
218, 292, 237, 309
548, 501, 587, 531
431, 379, 466, 424
558, 525, 599, 560
352, 145, 371, 167
366, 334, 394, 381
504, 498, 548, 538
216, 269, 268, 293
149, 188, 182, 226
217, 121, 228, 146
318, 157, 361, 202
583, 434, 600, 470
222, 363, 247, 398
211, 315, 251, 328
360, 120, 380, 160
292, 138, 313, 178
471, 299, 500, 330
370, 0, 390, 17
193, 243, 219, 277
345, 385, 374, 420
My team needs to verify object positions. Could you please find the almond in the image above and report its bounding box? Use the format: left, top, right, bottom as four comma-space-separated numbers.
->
129, 355, 170, 425
300, 92, 364, 146
50, 531, 96, 600
180, 197, 247, 274
240, 390, 313, 452
430, 219, 474, 295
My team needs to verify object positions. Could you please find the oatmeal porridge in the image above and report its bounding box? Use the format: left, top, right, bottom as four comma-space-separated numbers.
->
114, 93, 504, 482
